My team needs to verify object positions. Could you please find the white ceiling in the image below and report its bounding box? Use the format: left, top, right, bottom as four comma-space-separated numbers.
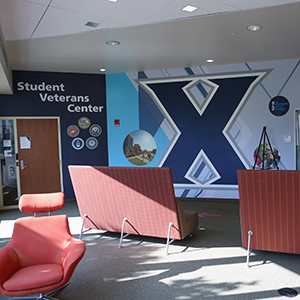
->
0, 0, 300, 91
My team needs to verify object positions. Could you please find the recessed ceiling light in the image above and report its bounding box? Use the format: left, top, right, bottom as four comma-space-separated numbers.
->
206, 59, 214, 63
182, 5, 198, 13
85, 21, 99, 28
106, 40, 120, 46
99, 68, 106, 72
108, 0, 118, 2
247, 24, 262, 32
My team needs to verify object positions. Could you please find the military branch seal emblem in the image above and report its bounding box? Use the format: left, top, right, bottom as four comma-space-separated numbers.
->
86, 137, 98, 150
89, 124, 102, 137
72, 138, 84, 150
67, 125, 80, 137
78, 117, 91, 129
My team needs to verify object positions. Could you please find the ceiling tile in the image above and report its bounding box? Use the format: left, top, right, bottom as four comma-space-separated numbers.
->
0, 0, 47, 40
22, 0, 51, 4
138, 0, 240, 25
32, 6, 135, 38
216, 0, 300, 10
50, 0, 176, 27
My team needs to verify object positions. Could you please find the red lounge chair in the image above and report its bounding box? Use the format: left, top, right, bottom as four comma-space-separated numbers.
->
0, 192, 86, 299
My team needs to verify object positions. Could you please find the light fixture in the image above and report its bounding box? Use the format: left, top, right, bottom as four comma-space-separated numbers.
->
106, 40, 120, 46
182, 5, 198, 13
99, 68, 106, 72
108, 0, 118, 2
206, 59, 214, 63
247, 24, 262, 32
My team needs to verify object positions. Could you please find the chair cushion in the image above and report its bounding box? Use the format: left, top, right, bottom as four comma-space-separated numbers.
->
3, 264, 63, 292
19, 192, 64, 213
176, 200, 199, 239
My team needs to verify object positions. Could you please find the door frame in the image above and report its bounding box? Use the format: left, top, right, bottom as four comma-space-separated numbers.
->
0, 116, 63, 210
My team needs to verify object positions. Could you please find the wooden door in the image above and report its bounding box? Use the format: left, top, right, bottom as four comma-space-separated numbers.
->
16, 118, 61, 194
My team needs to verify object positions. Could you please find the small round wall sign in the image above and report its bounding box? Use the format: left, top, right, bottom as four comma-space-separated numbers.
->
67, 125, 80, 137
269, 96, 289, 116
72, 138, 84, 150
78, 117, 91, 129
89, 124, 102, 137
86, 137, 98, 150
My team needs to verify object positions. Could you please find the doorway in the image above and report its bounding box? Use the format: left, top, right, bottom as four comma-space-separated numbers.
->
0, 117, 63, 209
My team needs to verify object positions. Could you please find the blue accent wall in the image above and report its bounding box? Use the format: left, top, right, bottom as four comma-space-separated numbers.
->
106, 73, 139, 166
106, 59, 300, 199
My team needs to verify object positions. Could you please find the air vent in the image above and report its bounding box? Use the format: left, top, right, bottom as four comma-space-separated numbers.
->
85, 22, 100, 28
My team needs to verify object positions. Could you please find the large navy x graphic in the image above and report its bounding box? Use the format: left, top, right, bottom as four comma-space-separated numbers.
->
146, 75, 259, 185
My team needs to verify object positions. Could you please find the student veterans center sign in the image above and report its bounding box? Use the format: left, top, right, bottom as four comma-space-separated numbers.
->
16, 81, 105, 113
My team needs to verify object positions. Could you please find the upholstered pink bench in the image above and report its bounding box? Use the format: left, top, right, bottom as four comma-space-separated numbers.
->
237, 169, 300, 267
69, 166, 199, 254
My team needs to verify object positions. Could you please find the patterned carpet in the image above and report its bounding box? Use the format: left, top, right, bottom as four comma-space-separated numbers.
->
1, 199, 300, 300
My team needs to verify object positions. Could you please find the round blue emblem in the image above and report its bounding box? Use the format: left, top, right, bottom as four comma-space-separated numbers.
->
269, 96, 289, 116
86, 137, 98, 150
72, 138, 84, 150
67, 125, 80, 137
89, 124, 102, 137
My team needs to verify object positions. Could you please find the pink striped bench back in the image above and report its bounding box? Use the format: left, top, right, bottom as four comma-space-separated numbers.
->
237, 169, 300, 254
69, 166, 182, 240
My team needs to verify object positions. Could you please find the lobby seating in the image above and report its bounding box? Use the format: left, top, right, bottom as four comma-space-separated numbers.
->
237, 169, 300, 266
0, 192, 86, 299
69, 166, 199, 254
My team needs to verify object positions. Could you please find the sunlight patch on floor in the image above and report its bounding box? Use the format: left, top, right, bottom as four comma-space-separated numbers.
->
0, 216, 83, 238
0, 220, 14, 238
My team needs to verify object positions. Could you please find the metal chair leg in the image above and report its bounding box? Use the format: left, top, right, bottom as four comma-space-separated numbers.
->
166, 222, 174, 255
118, 218, 128, 248
246, 230, 253, 268
79, 214, 87, 240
